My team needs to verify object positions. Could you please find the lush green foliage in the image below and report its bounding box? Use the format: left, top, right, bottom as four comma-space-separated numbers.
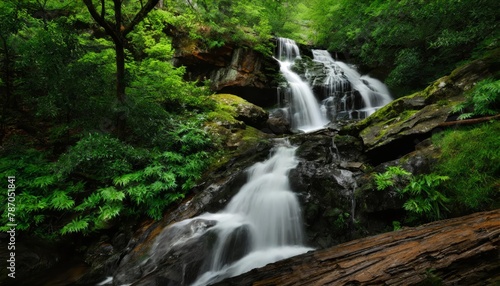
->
375, 166, 450, 222
432, 122, 500, 212
0, 0, 219, 238
452, 78, 500, 119
307, 0, 499, 95
159, 0, 303, 54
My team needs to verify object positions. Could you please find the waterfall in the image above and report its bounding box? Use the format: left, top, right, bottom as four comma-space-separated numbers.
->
311, 50, 393, 119
276, 38, 329, 132
151, 143, 312, 286
275, 38, 392, 130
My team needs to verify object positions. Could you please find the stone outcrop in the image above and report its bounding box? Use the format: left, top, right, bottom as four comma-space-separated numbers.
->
210, 94, 269, 129
172, 37, 280, 107
343, 50, 500, 162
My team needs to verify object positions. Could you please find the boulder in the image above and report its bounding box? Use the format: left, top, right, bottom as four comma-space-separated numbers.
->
209, 94, 269, 129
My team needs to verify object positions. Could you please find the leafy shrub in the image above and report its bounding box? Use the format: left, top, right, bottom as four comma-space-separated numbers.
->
0, 127, 216, 237
452, 78, 500, 119
375, 166, 450, 222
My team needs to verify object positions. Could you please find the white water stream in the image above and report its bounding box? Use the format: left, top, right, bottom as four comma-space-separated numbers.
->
102, 38, 394, 286
276, 38, 329, 132
312, 50, 392, 119
275, 38, 392, 125
163, 144, 313, 286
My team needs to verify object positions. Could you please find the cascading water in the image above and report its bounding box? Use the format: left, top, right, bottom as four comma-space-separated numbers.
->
275, 38, 392, 130
276, 38, 329, 132
150, 143, 312, 286
311, 50, 393, 119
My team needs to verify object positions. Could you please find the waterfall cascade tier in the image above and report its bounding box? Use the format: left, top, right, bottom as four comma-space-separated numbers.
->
276, 38, 329, 132
275, 38, 393, 126
149, 144, 312, 286
312, 50, 392, 119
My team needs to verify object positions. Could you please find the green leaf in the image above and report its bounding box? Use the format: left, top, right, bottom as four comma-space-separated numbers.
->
50, 191, 75, 210
98, 204, 122, 221
100, 187, 126, 202
61, 217, 89, 235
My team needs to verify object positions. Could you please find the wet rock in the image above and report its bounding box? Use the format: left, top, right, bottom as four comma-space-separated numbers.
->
264, 109, 291, 135
113, 219, 217, 286
173, 38, 280, 107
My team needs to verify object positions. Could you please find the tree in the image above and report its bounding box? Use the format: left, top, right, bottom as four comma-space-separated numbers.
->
82, 0, 159, 134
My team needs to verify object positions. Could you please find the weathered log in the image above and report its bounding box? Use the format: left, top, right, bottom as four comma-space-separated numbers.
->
215, 210, 500, 286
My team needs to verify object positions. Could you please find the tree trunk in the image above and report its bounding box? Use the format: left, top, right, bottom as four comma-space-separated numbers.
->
215, 210, 500, 286
115, 40, 127, 137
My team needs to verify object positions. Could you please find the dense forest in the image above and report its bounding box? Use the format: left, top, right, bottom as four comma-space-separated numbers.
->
0, 0, 499, 284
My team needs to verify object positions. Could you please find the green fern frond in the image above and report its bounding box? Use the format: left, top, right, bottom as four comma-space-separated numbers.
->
457, 112, 474, 120
74, 192, 102, 211
99, 187, 125, 202
32, 175, 56, 188
50, 191, 75, 210
114, 172, 142, 186
60, 217, 89, 235
98, 204, 122, 221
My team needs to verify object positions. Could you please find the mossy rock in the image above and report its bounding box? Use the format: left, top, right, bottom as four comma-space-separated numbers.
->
343, 50, 500, 153
209, 94, 269, 129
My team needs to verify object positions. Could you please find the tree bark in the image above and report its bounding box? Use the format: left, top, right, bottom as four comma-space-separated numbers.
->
215, 210, 500, 286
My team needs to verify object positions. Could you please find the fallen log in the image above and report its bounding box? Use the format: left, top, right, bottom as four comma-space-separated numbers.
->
215, 210, 500, 286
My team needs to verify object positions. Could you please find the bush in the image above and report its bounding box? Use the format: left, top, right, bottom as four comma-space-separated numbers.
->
375, 166, 450, 222
452, 78, 500, 120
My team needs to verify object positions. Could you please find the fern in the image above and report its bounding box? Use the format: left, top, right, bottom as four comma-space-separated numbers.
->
114, 171, 142, 186
61, 217, 89, 235
454, 78, 500, 119
50, 191, 75, 210
375, 167, 450, 222
98, 204, 122, 221
74, 192, 102, 211
32, 175, 57, 188
374, 166, 411, 191
99, 187, 125, 202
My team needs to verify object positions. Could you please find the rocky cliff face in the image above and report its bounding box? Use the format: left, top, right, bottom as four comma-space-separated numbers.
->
172, 37, 280, 107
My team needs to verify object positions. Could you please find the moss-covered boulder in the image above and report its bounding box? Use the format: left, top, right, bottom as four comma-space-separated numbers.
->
343, 50, 500, 156
209, 94, 269, 129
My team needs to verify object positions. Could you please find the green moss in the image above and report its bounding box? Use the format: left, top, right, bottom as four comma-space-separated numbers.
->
432, 121, 500, 212
206, 94, 248, 126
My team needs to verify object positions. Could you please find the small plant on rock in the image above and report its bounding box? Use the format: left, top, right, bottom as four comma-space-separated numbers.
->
375, 166, 450, 222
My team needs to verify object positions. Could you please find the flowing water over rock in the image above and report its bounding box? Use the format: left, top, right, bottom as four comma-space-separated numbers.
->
148, 143, 312, 286
276, 38, 329, 132
313, 51, 392, 119
274, 38, 392, 131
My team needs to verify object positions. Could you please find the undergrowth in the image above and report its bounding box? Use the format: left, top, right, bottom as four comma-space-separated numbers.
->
431, 121, 500, 213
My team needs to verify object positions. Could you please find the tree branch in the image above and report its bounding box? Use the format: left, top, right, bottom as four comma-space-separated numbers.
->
438, 113, 500, 127
82, 0, 120, 44
122, 0, 160, 36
